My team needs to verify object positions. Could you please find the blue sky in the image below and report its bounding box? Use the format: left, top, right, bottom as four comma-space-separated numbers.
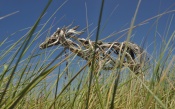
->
1, 0, 175, 55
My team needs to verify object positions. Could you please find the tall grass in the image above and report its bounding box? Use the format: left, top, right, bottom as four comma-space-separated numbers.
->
0, 0, 175, 109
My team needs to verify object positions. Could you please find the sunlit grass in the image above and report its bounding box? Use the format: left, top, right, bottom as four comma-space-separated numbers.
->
0, 0, 175, 109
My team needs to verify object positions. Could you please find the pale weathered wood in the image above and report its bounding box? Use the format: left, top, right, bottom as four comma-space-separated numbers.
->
39, 25, 147, 74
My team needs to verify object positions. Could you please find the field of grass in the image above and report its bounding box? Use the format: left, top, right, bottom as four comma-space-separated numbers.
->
0, 0, 175, 109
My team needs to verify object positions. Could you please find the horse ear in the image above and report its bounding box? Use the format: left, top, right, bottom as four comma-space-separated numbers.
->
66, 28, 83, 36
57, 28, 60, 31
72, 25, 79, 30
65, 23, 73, 29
